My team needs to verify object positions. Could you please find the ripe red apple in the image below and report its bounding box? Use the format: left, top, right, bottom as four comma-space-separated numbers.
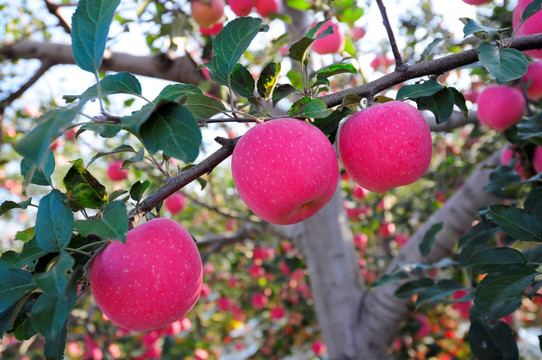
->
352, 185, 369, 199
311, 340, 327, 356
523, 61, 542, 100
501, 146, 524, 177
106, 160, 129, 181
65, 128, 76, 141
270, 306, 285, 320
199, 22, 223, 36
90, 218, 203, 331
254, 0, 280, 17
251, 293, 268, 309
353, 233, 368, 249
165, 192, 186, 215
534, 146, 542, 173
378, 222, 396, 238
338, 101, 432, 192
229, 0, 253, 16
231, 118, 339, 225
513, 0, 542, 58
462, 0, 491, 4
312, 20, 345, 55
191, 0, 225, 28
477, 85, 525, 131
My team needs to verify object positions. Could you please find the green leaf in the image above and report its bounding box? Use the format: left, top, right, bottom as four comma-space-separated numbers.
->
73, 201, 128, 242
477, 43, 528, 84
419, 222, 443, 257
257, 62, 281, 100
87, 145, 138, 167
0, 198, 32, 216
63, 72, 142, 105
394, 278, 434, 298
44, 320, 68, 360
15, 228, 35, 243
130, 180, 151, 202
468, 320, 519, 360
289, 97, 332, 119
486, 204, 542, 242
77, 123, 122, 138
462, 18, 505, 38
484, 165, 522, 199
525, 186, 542, 220
71, 0, 121, 73
203, 17, 267, 86
311, 108, 351, 143
314, 63, 357, 79
0, 269, 36, 312
151, 84, 226, 119
289, 20, 333, 63
108, 189, 130, 202
151, 84, 203, 103
517, 113, 542, 146
416, 88, 455, 124
15, 107, 80, 171
422, 37, 445, 60
396, 81, 443, 100
475, 266, 537, 321
467, 247, 527, 273
0, 237, 49, 271
371, 271, 409, 288
31, 266, 82, 339
35, 190, 74, 252
63, 159, 107, 209
450, 87, 468, 119
230, 64, 255, 99
415, 279, 464, 308
286, 70, 303, 90
32, 253, 74, 295
337, 7, 363, 25
21, 150, 55, 186
140, 103, 202, 162
272, 84, 297, 106
458, 218, 501, 265
285, 0, 310, 10
522, 0, 542, 21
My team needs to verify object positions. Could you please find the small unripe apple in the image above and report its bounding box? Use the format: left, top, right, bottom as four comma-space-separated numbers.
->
231, 118, 339, 225
191, 0, 225, 28
229, 0, 253, 16
90, 218, 203, 331
338, 101, 433, 192
165, 192, 186, 215
513, 0, 542, 59
462, 0, 491, 4
477, 85, 525, 131
106, 160, 129, 181
523, 61, 542, 100
254, 0, 280, 17
312, 20, 345, 55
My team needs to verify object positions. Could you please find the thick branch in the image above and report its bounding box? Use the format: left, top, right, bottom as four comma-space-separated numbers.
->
320, 33, 542, 107
128, 137, 239, 226
0, 40, 221, 96
375, 0, 406, 71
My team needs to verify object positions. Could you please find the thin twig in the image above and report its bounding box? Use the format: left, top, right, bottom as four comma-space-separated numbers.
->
43, 0, 71, 34
375, 0, 407, 71
182, 191, 262, 223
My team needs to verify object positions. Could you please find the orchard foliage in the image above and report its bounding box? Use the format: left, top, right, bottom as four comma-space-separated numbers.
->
1, 0, 542, 359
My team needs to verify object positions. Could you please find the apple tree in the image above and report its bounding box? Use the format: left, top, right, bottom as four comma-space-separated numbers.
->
1, 0, 542, 359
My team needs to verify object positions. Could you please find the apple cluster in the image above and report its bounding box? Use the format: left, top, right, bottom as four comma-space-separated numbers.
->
231, 101, 433, 225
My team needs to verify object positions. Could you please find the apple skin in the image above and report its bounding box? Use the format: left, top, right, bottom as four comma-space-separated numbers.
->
90, 218, 203, 331
254, 0, 281, 17
513, 0, 542, 58
312, 21, 345, 55
534, 146, 542, 173
230, 0, 253, 16
106, 160, 129, 181
523, 61, 542, 100
338, 101, 433, 192
191, 0, 225, 28
477, 85, 525, 131
231, 118, 339, 225
165, 192, 186, 215
462, 0, 491, 4
501, 146, 524, 178
199, 22, 223, 36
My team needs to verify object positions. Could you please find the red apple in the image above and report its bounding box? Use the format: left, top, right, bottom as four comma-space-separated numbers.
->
501, 146, 524, 177
229, 0, 253, 16
352, 26, 366, 40
254, 0, 280, 17
191, 0, 225, 28
523, 61, 542, 100
251, 293, 268, 309
312, 20, 345, 55
65, 128, 76, 141
513, 0, 542, 58
477, 85, 525, 131
90, 218, 203, 331
534, 146, 542, 173
462, 0, 491, 4
50, 139, 60, 151
338, 101, 433, 192
311, 340, 327, 356
353, 233, 368, 249
231, 118, 339, 225
165, 192, 186, 215
352, 185, 369, 199
378, 222, 396, 238
199, 22, 224, 36
106, 160, 128, 181
270, 306, 285, 320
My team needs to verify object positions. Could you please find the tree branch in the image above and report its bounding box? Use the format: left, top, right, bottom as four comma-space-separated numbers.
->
376, 0, 406, 71
43, 0, 71, 34
182, 191, 262, 223
127, 137, 239, 227
319, 33, 542, 107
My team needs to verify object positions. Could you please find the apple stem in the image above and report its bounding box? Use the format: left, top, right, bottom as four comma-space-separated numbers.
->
375, 0, 407, 72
